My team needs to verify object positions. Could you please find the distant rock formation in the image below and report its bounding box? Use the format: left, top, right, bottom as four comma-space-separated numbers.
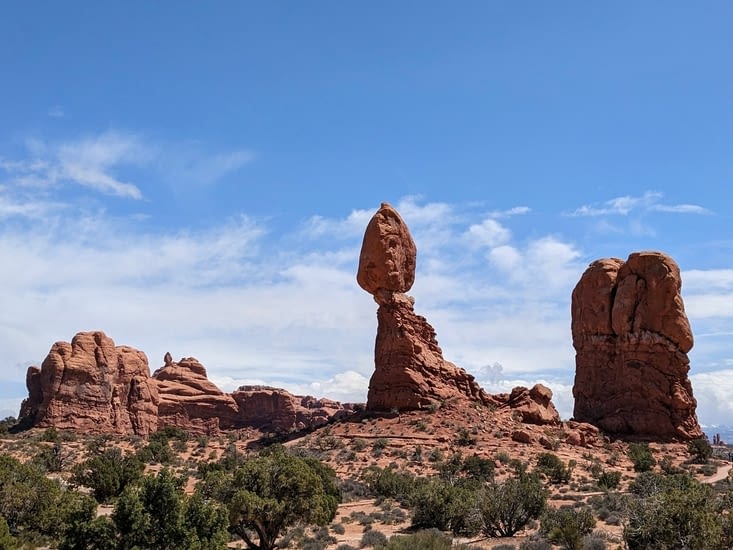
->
232, 386, 357, 432
357, 203, 494, 411
18, 331, 159, 435
571, 251, 703, 441
17, 331, 354, 436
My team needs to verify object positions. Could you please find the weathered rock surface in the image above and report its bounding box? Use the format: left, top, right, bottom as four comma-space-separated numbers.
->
572, 251, 703, 441
496, 384, 561, 426
232, 386, 357, 432
358, 203, 494, 411
17, 332, 355, 436
152, 354, 239, 434
357, 202, 417, 297
17, 331, 159, 436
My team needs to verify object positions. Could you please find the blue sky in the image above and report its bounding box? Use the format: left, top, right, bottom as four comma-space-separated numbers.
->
1, 3, 732, 427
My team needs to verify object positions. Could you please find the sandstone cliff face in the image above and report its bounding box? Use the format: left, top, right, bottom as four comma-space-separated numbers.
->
152, 353, 239, 434
17, 333, 354, 436
18, 331, 159, 436
358, 203, 494, 411
572, 251, 702, 441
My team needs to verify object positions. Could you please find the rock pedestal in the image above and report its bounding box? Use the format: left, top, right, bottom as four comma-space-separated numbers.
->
358, 203, 493, 411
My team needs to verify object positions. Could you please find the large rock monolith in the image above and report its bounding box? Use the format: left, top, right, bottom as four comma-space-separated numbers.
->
571, 251, 702, 440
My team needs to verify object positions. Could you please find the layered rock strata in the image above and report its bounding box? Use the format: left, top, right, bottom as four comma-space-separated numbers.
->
17, 331, 353, 436
571, 251, 703, 440
152, 353, 239, 433
357, 203, 494, 411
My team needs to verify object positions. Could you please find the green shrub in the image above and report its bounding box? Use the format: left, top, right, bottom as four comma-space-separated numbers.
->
72, 448, 144, 503
410, 478, 479, 535
361, 528, 388, 548
536, 453, 572, 484
627, 443, 656, 472
596, 470, 621, 490
688, 439, 713, 464
540, 507, 595, 550
624, 472, 721, 549
384, 529, 454, 549
477, 473, 547, 537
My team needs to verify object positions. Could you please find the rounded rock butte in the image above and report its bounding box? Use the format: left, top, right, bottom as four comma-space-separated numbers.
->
571, 251, 702, 441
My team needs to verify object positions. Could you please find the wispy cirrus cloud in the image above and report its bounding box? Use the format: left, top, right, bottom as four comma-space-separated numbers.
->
1, 132, 148, 199
566, 190, 710, 217
0, 131, 256, 203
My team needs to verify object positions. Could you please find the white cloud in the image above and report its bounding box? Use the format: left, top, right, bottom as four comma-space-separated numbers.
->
489, 245, 522, 271
466, 218, 511, 248
652, 203, 710, 214
690, 370, 733, 427
567, 190, 709, 217
489, 206, 531, 218
0, 131, 255, 202
161, 146, 255, 188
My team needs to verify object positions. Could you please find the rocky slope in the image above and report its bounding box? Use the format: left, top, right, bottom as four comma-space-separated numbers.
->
572, 251, 703, 441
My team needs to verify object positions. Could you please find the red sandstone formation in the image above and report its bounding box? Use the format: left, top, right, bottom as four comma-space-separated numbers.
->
18, 331, 159, 436
232, 386, 356, 432
358, 203, 494, 411
17, 332, 354, 436
152, 353, 239, 434
572, 251, 703, 441
496, 384, 561, 426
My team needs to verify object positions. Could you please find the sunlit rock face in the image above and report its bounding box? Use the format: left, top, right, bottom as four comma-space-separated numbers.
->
572, 251, 703, 441
357, 203, 494, 412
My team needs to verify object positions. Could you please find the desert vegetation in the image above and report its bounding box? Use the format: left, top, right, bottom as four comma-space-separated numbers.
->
0, 413, 731, 550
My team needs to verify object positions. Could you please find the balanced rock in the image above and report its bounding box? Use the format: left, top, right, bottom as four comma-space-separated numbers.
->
17, 331, 159, 436
357, 202, 417, 299
571, 251, 702, 440
358, 203, 493, 411
152, 356, 239, 434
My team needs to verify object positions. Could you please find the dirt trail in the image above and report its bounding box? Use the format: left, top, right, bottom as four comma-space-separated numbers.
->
701, 462, 732, 484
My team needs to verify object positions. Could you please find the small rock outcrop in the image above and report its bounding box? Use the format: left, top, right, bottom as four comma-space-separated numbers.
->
17, 332, 355, 436
357, 203, 494, 411
17, 331, 159, 435
232, 386, 357, 432
572, 251, 703, 441
152, 356, 239, 434
496, 384, 561, 425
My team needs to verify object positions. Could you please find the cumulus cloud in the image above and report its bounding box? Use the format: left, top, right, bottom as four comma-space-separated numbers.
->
466, 218, 511, 248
